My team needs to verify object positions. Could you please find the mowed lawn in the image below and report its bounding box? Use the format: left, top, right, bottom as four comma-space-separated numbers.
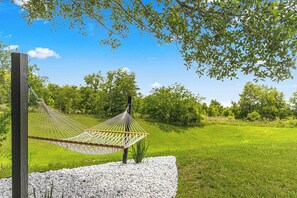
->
1, 114, 297, 197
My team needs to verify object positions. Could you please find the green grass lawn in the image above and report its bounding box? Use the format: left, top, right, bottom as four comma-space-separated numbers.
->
1, 114, 297, 197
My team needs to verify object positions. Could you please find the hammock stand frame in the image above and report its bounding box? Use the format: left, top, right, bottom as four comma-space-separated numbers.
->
11, 53, 29, 198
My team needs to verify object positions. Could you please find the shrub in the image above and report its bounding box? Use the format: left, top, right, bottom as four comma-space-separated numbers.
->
247, 111, 261, 122
131, 139, 149, 163
223, 109, 234, 117
141, 83, 204, 127
33, 182, 64, 198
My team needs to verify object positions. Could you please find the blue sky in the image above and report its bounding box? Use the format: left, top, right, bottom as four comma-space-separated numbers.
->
1, 1, 297, 106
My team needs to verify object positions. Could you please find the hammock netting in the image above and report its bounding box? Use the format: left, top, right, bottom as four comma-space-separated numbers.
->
0, 88, 148, 162
28, 100, 148, 155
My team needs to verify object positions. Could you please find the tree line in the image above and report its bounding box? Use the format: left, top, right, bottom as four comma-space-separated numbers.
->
1, 49, 297, 127
2, 66, 297, 127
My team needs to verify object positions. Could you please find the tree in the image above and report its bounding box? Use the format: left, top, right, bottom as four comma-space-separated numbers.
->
101, 69, 139, 116
84, 72, 104, 91
22, 1, 297, 81
47, 84, 81, 113
28, 65, 49, 106
0, 41, 13, 104
77, 69, 139, 116
79, 86, 99, 114
0, 42, 48, 106
238, 82, 287, 120
290, 91, 297, 118
141, 83, 204, 126
230, 101, 240, 119
207, 99, 223, 117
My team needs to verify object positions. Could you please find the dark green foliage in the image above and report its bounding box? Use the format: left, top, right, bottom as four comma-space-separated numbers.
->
207, 100, 223, 117
141, 83, 204, 127
238, 82, 287, 120
43, 69, 139, 117
230, 101, 240, 119
222, 108, 233, 117
47, 84, 81, 114
23, 1, 297, 81
131, 139, 149, 164
100, 69, 139, 117
81, 69, 139, 117
247, 111, 261, 122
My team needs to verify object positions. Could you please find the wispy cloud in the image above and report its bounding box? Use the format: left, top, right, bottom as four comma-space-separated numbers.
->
4, 45, 19, 50
151, 82, 162, 89
13, 0, 29, 6
122, 67, 130, 73
4, 34, 12, 38
28, 47, 61, 59
87, 23, 96, 36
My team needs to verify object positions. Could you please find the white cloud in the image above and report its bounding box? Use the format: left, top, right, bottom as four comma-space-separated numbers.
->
4, 45, 19, 50
4, 34, 12, 38
151, 82, 162, 89
122, 67, 130, 73
28, 47, 61, 59
13, 0, 29, 6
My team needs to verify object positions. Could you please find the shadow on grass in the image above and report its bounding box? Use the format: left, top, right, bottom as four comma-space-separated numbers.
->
144, 119, 190, 133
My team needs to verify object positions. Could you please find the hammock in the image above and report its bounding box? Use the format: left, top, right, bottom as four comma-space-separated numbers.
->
28, 92, 148, 155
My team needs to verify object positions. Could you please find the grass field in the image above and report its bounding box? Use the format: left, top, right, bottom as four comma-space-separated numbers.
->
1, 114, 297, 197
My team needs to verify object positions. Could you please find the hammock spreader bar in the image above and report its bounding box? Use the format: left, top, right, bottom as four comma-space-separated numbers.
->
28, 136, 125, 149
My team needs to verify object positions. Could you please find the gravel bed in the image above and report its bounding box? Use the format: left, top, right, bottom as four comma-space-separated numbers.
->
0, 156, 178, 198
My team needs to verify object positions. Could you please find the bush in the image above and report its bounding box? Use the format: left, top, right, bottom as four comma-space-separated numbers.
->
247, 111, 261, 122
141, 83, 204, 127
131, 139, 149, 164
33, 182, 64, 198
223, 109, 234, 117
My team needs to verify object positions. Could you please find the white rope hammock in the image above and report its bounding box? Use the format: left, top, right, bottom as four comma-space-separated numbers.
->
28, 99, 148, 155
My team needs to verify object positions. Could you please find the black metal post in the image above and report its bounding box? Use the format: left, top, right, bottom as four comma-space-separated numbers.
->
11, 53, 29, 198
122, 96, 132, 164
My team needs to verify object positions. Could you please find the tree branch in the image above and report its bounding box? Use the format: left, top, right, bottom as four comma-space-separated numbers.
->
175, 0, 239, 17
114, 0, 154, 33
72, 0, 118, 35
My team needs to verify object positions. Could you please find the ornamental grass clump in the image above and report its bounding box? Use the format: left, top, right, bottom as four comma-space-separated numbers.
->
131, 139, 149, 163
33, 182, 64, 198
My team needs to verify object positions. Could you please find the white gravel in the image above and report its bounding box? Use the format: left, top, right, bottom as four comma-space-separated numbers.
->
0, 156, 178, 198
